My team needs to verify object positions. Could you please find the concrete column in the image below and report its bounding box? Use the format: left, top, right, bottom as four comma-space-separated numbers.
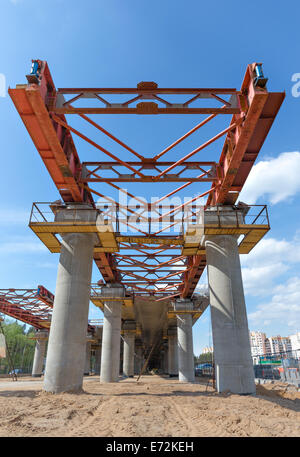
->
32, 331, 48, 377
160, 352, 164, 371
84, 340, 91, 375
163, 346, 168, 374
175, 299, 195, 382
44, 205, 97, 393
94, 344, 102, 375
123, 322, 136, 377
93, 326, 102, 375
205, 233, 255, 394
134, 341, 143, 375
100, 284, 124, 383
168, 327, 178, 377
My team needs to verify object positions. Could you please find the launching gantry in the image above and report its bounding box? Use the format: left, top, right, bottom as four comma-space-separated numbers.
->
0, 286, 102, 377
9, 61, 284, 393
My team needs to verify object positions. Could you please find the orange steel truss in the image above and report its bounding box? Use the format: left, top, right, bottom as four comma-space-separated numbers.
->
9, 61, 285, 300
0, 286, 54, 330
0, 286, 96, 333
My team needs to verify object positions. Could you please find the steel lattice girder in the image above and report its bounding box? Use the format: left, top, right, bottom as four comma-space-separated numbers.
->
9, 60, 285, 300
0, 286, 96, 333
0, 287, 54, 330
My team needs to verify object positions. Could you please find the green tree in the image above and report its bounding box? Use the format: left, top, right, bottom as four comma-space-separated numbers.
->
0, 318, 36, 374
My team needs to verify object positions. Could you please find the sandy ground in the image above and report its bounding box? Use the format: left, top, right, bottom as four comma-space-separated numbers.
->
0, 374, 299, 437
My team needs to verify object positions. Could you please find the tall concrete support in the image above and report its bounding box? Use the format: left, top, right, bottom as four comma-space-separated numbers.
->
163, 345, 168, 374
134, 341, 143, 375
174, 299, 195, 383
122, 321, 136, 377
205, 232, 255, 394
94, 345, 102, 375
93, 326, 102, 375
44, 205, 97, 393
168, 327, 178, 377
32, 330, 48, 377
84, 340, 92, 375
100, 284, 125, 383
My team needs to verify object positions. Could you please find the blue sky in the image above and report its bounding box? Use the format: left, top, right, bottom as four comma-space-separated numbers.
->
0, 0, 300, 355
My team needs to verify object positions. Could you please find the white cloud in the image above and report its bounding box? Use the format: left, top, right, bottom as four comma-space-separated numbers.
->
195, 283, 209, 295
240, 236, 300, 296
0, 208, 30, 226
248, 276, 300, 335
0, 240, 47, 254
239, 151, 300, 204
242, 262, 289, 297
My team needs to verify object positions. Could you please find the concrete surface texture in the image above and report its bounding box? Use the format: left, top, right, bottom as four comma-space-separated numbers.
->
174, 299, 195, 383
205, 234, 255, 394
31, 331, 48, 377
100, 284, 125, 383
43, 205, 98, 394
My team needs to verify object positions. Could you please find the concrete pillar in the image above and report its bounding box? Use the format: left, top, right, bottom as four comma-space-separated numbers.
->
84, 340, 92, 375
32, 331, 48, 377
205, 233, 255, 394
134, 341, 143, 375
123, 322, 136, 377
163, 346, 168, 374
44, 205, 97, 393
100, 284, 125, 383
93, 326, 102, 375
175, 299, 195, 383
168, 327, 178, 377
94, 344, 102, 375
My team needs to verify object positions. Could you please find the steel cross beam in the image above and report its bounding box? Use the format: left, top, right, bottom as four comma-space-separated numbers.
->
54, 84, 241, 115
9, 61, 118, 284
9, 60, 284, 301
0, 286, 54, 330
0, 286, 96, 333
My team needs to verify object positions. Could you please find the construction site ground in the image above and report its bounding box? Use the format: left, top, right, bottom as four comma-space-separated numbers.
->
0, 374, 299, 437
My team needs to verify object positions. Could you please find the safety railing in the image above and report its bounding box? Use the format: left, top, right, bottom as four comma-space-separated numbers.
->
29, 202, 269, 237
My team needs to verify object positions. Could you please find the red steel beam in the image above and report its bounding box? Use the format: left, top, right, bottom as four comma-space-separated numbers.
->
10, 61, 284, 300
9, 61, 117, 284
0, 287, 96, 333
181, 63, 285, 297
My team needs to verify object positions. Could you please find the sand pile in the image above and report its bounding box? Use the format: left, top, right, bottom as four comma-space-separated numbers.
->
0, 376, 299, 437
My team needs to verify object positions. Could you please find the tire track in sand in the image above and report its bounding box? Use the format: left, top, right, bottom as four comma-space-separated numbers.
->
67, 396, 116, 437
167, 397, 197, 436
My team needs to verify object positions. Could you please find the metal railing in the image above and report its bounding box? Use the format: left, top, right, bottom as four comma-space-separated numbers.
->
29, 202, 270, 237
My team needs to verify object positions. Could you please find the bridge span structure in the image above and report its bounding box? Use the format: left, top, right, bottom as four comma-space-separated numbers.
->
8, 61, 284, 393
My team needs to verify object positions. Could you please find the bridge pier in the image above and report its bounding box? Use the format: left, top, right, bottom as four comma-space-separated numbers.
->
32, 330, 48, 377
94, 345, 102, 375
122, 321, 136, 377
162, 342, 168, 374
167, 327, 178, 377
134, 340, 143, 375
205, 232, 255, 394
43, 205, 97, 393
100, 284, 125, 383
174, 299, 195, 383
84, 339, 92, 376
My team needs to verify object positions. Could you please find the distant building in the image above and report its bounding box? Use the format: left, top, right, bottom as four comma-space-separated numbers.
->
202, 346, 213, 354
249, 331, 293, 362
249, 331, 267, 357
289, 332, 300, 358
266, 336, 292, 356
